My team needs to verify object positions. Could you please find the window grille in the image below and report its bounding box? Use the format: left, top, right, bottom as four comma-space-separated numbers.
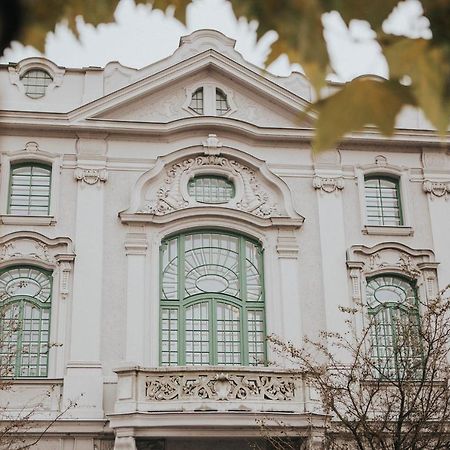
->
364, 176, 402, 226
188, 176, 234, 204
20, 70, 53, 99
8, 163, 51, 216
160, 232, 265, 366
0, 267, 52, 377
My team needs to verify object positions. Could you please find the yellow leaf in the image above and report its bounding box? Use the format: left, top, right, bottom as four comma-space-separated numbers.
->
383, 37, 450, 134
312, 78, 415, 151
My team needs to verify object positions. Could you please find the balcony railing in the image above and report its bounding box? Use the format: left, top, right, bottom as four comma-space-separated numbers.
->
113, 366, 318, 415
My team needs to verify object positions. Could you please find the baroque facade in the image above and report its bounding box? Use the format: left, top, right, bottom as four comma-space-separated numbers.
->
0, 30, 449, 450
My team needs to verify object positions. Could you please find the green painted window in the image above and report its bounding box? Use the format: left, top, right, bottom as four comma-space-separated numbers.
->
160, 231, 265, 366
0, 267, 52, 377
8, 163, 51, 216
216, 89, 229, 115
188, 176, 234, 204
21, 70, 53, 99
364, 176, 402, 226
366, 275, 421, 378
189, 88, 204, 114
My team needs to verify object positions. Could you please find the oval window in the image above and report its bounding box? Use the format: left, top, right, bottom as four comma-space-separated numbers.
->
188, 175, 234, 204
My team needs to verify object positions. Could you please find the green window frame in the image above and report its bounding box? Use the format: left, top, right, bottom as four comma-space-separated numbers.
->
188, 175, 235, 204
160, 231, 265, 366
366, 275, 421, 379
364, 176, 403, 226
8, 163, 52, 216
189, 88, 204, 114
0, 266, 52, 378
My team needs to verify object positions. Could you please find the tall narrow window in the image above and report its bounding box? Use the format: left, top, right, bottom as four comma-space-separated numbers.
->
366, 275, 421, 378
0, 267, 52, 377
8, 163, 52, 216
20, 70, 53, 99
189, 88, 204, 114
364, 176, 402, 226
160, 231, 265, 366
216, 89, 229, 115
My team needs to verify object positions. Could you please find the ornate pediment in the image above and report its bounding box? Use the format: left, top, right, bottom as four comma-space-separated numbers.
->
120, 139, 303, 227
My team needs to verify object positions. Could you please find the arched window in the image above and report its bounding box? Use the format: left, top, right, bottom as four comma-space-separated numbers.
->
20, 69, 53, 99
216, 88, 229, 115
0, 266, 52, 377
189, 88, 204, 114
160, 231, 265, 366
364, 176, 402, 226
188, 175, 235, 204
366, 275, 421, 378
8, 163, 52, 216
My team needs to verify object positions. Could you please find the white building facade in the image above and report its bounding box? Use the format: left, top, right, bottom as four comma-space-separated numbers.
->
0, 30, 449, 450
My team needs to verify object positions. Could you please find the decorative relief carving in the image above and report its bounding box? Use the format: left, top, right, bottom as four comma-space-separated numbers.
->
145, 372, 296, 402
139, 155, 278, 218
364, 251, 422, 277
60, 262, 72, 298
0, 240, 55, 263
313, 176, 344, 193
202, 133, 222, 155
74, 168, 108, 185
423, 180, 450, 200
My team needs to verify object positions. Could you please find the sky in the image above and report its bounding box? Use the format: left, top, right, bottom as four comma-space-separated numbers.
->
0, 0, 432, 80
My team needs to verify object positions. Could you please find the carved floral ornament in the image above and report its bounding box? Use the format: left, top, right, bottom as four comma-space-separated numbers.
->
312, 176, 344, 193
347, 243, 438, 302
138, 154, 279, 218
145, 371, 297, 402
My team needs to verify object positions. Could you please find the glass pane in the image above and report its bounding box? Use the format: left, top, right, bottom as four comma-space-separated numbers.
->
185, 302, 209, 365
364, 177, 402, 226
216, 89, 229, 115
9, 165, 51, 216
189, 88, 204, 114
188, 176, 234, 204
20, 70, 53, 99
216, 303, 241, 365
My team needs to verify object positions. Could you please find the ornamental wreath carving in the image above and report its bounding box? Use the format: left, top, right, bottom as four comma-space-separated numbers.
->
145, 372, 296, 402
138, 155, 278, 218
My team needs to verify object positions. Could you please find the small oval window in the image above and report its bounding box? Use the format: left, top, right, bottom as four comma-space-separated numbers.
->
188, 175, 234, 204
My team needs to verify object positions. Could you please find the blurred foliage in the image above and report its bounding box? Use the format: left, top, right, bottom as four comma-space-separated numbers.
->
1, 0, 449, 150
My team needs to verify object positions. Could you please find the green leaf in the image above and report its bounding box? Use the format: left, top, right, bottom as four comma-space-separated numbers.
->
383, 37, 450, 134
312, 78, 415, 151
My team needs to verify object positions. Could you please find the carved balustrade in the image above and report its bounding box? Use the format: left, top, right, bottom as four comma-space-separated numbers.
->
114, 366, 316, 414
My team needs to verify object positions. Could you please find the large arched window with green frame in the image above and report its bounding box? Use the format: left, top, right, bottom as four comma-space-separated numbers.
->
0, 266, 52, 377
160, 231, 265, 366
366, 275, 421, 378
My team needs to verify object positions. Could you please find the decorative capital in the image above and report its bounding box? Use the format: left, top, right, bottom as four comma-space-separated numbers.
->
313, 176, 344, 193
202, 133, 222, 155
423, 180, 450, 200
74, 168, 108, 185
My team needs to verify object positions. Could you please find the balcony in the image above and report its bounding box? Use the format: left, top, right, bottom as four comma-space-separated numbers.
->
109, 366, 326, 442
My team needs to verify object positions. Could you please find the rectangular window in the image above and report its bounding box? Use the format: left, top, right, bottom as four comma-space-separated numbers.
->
8, 164, 51, 216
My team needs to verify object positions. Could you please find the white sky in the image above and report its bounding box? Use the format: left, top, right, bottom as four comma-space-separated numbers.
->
0, 0, 431, 80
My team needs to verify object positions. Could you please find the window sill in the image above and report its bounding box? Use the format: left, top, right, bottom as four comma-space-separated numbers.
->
0, 215, 56, 226
362, 225, 413, 236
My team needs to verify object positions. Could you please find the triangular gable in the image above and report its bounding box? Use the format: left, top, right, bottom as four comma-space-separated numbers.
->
67, 31, 315, 126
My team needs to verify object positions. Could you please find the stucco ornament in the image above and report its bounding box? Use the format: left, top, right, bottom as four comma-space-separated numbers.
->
145, 372, 296, 402
74, 168, 108, 185
423, 180, 450, 200
139, 155, 278, 218
312, 176, 344, 193
0, 240, 54, 263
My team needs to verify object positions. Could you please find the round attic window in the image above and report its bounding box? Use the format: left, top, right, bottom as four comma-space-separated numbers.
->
20, 69, 53, 99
